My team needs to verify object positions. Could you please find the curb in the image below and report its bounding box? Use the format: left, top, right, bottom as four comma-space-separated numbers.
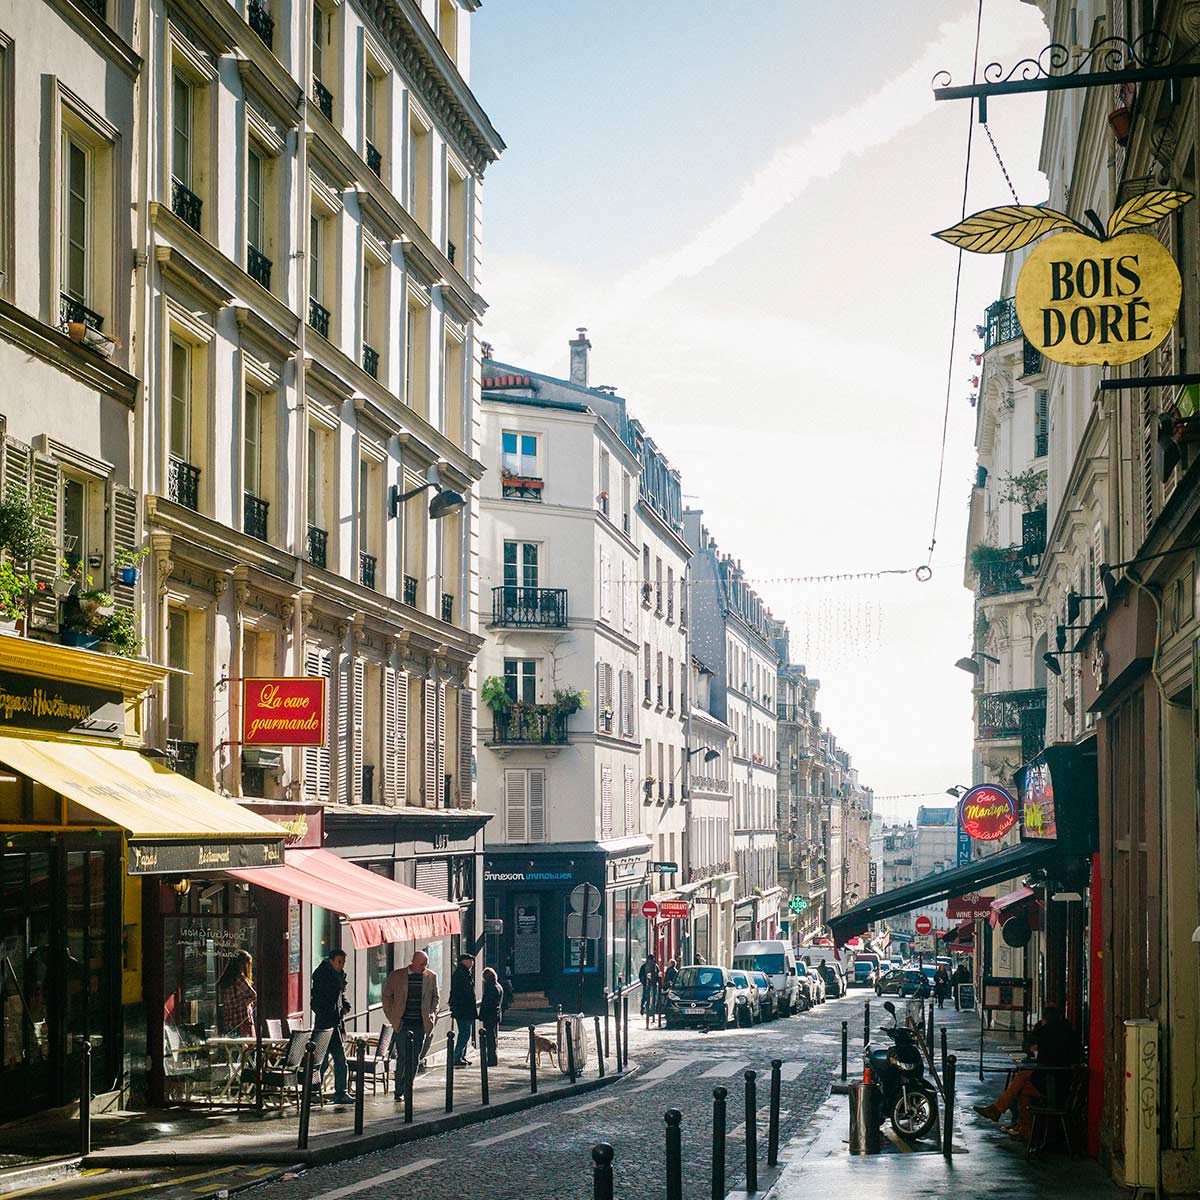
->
83, 1069, 627, 1170
0, 1155, 82, 1193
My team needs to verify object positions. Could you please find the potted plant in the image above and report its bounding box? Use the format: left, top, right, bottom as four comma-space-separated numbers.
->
551, 686, 587, 716
997, 468, 1047, 512
93, 607, 142, 658
481, 675, 513, 714
0, 488, 56, 630
0, 560, 33, 634
114, 545, 150, 586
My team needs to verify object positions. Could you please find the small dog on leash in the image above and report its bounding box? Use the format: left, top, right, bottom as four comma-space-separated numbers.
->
525, 1034, 559, 1068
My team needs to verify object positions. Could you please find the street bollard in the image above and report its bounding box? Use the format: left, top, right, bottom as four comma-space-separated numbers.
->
592, 1143, 614, 1200
79, 1039, 92, 1157
566, 1024, 577, 1084
445, 1031, 455, 1113
623, 997, 629, 1068
943, 1053, 957, 1160
744, 1069, 758, 1194
940, 1026, 948, 1077
594, 1016, 605, 1079
768, 1058, 782, 1167
604, 1000, 610, 1058
528, 1026, 538, 1094
403, 1031, 415, 1124
864, 999, 870, 1046
480, 1029, 490, 1105
297, 1040, 315, 1150
353, 1039, 366, 1135
927, 1002, 935, 1050
711, 1086, 727, 1200
255, 1025, 264, 1114
613, 996, 623, 1072
841, 1021, 848, 1081
664, 1109, 683, 1200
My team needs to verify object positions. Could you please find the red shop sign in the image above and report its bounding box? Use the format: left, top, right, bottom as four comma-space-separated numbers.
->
915, 915, 933, 935
242, 677, 327, 746
658, 900, 690, 921
958, 784, 1018, 842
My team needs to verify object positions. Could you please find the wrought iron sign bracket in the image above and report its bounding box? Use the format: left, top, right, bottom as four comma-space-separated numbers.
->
933, 32, 1200, 123
1098, 372, 1200, 390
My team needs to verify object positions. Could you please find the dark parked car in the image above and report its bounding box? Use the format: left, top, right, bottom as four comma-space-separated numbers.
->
750, 971, 778, 1020
876, 968, 927, 998
819, 961, 845, 998
664, 965, 737, 1029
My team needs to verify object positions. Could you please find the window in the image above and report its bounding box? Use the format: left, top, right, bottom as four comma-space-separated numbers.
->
405, 298, 429, 414
309, 214, 322, 303
307, 424, 327, 535
667, 656, 675, 712
503, 658, 537, 704
247, 146, 263, 251
598, 448, 610, 516
407, 109, 431, 231
643, 642, 651, 702
442, 330, 464, 444
312, 1, 323, 82
61, 475, 96, 571
504, 768, 545, 843
438, 0, 458, 62
169, 338, 192, 462
244, 389, 262, 497
364, 70, 377, 149
63, 136, 90, 303
173, 75, 193, 189
447, 163, 466, 269
502, 432, 538, 477
361, 260, 377, 374
167, 609, 188, 742
667, 567, 674, 621
503, 540, 539, 593
656, 651, 663, 708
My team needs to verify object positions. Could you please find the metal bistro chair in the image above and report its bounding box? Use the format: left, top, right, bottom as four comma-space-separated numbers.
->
260, 1028, 333, 1110
265, 1019, 284, 1039
1026, 1066, 1088, 1159
358, 1024, 394, 1097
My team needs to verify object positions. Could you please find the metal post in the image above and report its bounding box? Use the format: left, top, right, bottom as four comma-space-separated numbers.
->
255, 1024, 264, 1114
665, 1109, 683, 1200
297, 1040, 315, 1151
566, 1023, 577, 1084
604, 997, 610, 1058
927, 1001, 935, 1049
445, 1031, 455, 1113
353, 1039, 366, 1136
403, 1031, 414, 1124
841, 1021, 848, 1081
79, 1039, 92, 1157
768, 1058, 782, 1167
528, 1026, 538, 1094
594, 1015, 605, 1079
613, 996, 622, 1072
864, 999, 870, 1045
622, 996, 629, 1066
592, 1143, 614, 1200
711, 1086, 727, 1200
941, 1026, 948, 1077
744, 1069, 758, 1194
943, 1054, 957, 1160
480, 1028, 490, 1105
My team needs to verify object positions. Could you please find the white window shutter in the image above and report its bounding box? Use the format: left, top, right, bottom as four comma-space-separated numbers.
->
624, 766, 637, 835
600, 765, 613, 839
3, 436, 31, 497
599, 549, 611, 621
458, 689, 474, 807
352, 657, 365, 803
30, 453, 60, 629
303, 644, 333, 801
528, 769, 546, 842
423, 678, 437, 806
395, 670, 409, 805
336, 655, 351, 803
435, 682, 447, 807
618, 669, 629, 737
622, 563, 633, 631
109, 485, 139, 609
384, 666, 398, 804
505, 769, 528, 842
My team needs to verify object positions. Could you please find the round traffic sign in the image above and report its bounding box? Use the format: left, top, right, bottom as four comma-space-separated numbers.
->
641, 899, 658, 919
915, 915, 933, 935
570, 882, 602, 913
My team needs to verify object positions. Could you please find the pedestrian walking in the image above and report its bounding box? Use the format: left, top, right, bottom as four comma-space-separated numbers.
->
310, 948, 352, 1104
663, 958, 679, 992
951, 962, 970, 1011
638, 954, 661, 1015
480, 966, 504, 1067
934, 966, 950, 1009
217, 950, 256, 1037
449, 953, 478, 1066
382, 949, 440, 1097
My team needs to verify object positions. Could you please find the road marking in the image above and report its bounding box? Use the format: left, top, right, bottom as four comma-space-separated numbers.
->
312, 1159, 443, 1198
566, 1096, 617, 1114
638, 1056, 697, 1080
701, 1059, 749, 1077
471, 1120, 551, 1148
2, 1168, 229, 1200
780, 1061, 807, 1081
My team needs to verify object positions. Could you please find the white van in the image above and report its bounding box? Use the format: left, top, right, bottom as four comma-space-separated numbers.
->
732, 940, 801, 1015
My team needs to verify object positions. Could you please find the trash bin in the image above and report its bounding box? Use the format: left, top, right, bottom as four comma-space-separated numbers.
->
847, 1081, 882, 1155
557, 1013, 589, 1075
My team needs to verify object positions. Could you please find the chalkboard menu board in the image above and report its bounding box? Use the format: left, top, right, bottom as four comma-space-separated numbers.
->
957, 983, 976, 1011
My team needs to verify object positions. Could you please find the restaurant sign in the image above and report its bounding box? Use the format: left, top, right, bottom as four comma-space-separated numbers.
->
241, 678, 326, 746
0, 670, 124, 740
241, 802, 323, 849
947, 892, 993, 921
1018, 757, 1057, 841
127, 837, 283, 875
935, 191, 1192, 366
957, 784, 1018, 842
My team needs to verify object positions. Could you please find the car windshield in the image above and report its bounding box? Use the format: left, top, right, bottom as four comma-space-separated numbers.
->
752, 973, 770, 987
675, 967, 723, 990
795, 963, 808, 975
740, 953, 785, 974
731, 971, 749, 986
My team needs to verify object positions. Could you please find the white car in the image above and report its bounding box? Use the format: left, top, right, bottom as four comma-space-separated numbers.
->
728, 969, 762, 1026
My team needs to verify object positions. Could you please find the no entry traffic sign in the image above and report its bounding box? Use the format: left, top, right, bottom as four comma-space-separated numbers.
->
915, 915, 933, 935
642, 899, 658, 919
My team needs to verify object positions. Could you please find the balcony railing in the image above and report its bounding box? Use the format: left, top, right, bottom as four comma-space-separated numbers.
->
243, 492, 269, 540
359, 552, 376, 590
307, 524, 328, 569
362, 344, 379, 378
81, 0, 106, 17
689, 773, 728, 793
171, 177, 202, 231
501, 473, 543, 501
59, 292, 103, 332
168, 457, 201, 511
977, 689, 1046, 742
491, 709, 569, 746
441, 593, 454, 623
687, 860, 731, 884
166, 739, 198, 780
365, 141, 382, 176
247, 244, 272, 290
1022, 508, 1047, 562
308, 298, 330, 338
1022, 338, 1043, 377
976, 550, 1032, 597
403, 575, 418, 607
312, 77, 333, 120
247, 0, 273, 47
491, 586, 568, 628
447, 240, 456, 266
984, 296, 1021, 350
1035, 427, 1049, 459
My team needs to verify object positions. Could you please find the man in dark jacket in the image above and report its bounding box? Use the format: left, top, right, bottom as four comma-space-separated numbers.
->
663, 959, 679, 992
638, 955, 661, 1014
311, 949, 351, 1103
448, 954, 478, 1066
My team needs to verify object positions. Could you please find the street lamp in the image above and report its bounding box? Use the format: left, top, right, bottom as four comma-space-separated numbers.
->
954, 651, 999, 675
388, 465, 466, 520
945, 784, 968, 797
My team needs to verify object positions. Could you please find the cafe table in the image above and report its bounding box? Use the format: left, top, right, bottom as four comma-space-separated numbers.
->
205, 1036, 289, 1102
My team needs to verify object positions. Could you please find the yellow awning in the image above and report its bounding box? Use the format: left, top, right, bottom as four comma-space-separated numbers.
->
0, 737, 285, 873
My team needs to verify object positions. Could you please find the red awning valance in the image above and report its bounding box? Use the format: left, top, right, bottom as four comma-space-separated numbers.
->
231, 848, 461, 949
989, 885, 1035, 927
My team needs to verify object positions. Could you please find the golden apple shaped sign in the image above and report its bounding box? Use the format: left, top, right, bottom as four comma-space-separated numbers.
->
934, 191, 1193, 367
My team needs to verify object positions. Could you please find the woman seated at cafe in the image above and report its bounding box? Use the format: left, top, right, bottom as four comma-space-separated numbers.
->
217, 950, 257, 1037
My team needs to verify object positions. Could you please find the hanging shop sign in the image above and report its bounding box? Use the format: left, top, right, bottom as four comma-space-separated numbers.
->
957, 784, 1018, 842
241, 678, 326, 746
947, 892, 993, 921
935, 192, 1193, 366
127, 837, 283, 875
242, 802, 324, 849
657, 900, 690, 920
1018, 757, 1057, 841
0, 670, 124, 740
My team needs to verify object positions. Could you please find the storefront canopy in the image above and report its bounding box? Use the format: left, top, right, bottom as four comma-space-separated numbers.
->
828, 839, 1061, 945
989, 885, 1035, 927
231, 847, 461, 950
0, 736, 285, 871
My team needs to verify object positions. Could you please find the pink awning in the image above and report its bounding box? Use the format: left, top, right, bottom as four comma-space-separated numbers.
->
231, 847, 460, 950
988, 885, 1035, 927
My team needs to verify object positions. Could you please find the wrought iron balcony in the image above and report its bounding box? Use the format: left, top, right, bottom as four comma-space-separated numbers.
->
366, 141, 382, 176
441, 593, 454, 623
1022, 508, 1047, 561
307, 524, 328, 568
308, 298, 330, 338
403, 574, 418, 606
977, 689, 1046, 742
447, 240, 457, 266
491, 586, 568, 628
1035, 428, 1049, 459
168, 457, 201, 511
359, 552, 376, 590
81, 0, 106, 20
984, 296, 1021, 350
171, 177, 202, 231
362, 344, 379, 378
59, 292, 103, 332
247, 0, 273, 47
500, 473, 543, 501
1022, 338, 1043, 377
976, 551, 1031, 597
166, 739, 198, 780
491, 709, 569, 746
243, 492, 269, 540
313, 77, 333, 120
247, 244, 272, 290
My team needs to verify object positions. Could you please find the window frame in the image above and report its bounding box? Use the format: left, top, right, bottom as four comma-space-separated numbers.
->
62, 132, 92, 305
503, 657, 538, 704
501, 431, 539, 478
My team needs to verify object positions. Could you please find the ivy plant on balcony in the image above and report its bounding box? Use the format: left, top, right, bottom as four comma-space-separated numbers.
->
481, 674, 513, 713
551, 686, 587, 716
997, 468, 1047, 512
968, 542, 1017, 572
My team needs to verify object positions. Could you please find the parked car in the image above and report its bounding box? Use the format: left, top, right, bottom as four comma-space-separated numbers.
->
732, 940, 802, 1016
851, 960, 879, 988
876, 968, 928, 997
819, 960, 845, 998
808, 961, 827, 1003
729, 970, 762, 1026
750, 971, 778, 1020
664, 965, 736, 1030
794, 962, 818, 1008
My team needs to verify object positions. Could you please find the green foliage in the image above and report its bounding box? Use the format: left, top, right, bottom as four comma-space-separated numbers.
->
997, 468, 1047, 512
0, 488, 54, 565
481, 675, 513, 713
114, 545, 150, 568
93, 607, 142, 657
968, 543, 1009, 572
552, 687, 588, 714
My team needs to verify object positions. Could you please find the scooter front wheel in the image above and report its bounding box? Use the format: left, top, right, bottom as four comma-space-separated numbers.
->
890, 1090, 937, 1140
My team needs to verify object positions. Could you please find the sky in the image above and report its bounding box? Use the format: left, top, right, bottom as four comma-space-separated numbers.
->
471, 1, 1052, 823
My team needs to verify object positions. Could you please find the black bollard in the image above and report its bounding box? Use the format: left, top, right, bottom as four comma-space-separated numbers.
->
711, 1086, 727, 1200
744, 1069, 758, 1193
665, 1109, 683, 1200
943, 1054, 957, 1160
841, 1020, 848, 1081
445, 1031, 455, 1113
864, 999, 870, 1046
622, 997, 629, 1066
403, 1031, 415, 1124
566, 1024, 577, 1084
480, 1028, 490, 1105
528, 1026, 538, 1094
768, 1058, 782, 1167
613, 996, 623, 1072
595, 1016, 605, 1079
255, 1024, 264, 1113
79, 1039, 92, 1156
940, 1026, 948, 1077
353, 1039, 366, 1135
592, 1143, 614, 1200
927, 1002, 935, 1050
604, 999, 611, 1058
297, 1040, 315, 1150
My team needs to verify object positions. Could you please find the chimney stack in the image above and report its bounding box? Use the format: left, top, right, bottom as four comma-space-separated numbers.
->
569, 326, 591, 387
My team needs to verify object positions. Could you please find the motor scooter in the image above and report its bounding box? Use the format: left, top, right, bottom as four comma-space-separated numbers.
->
864, 1000, 939, 1140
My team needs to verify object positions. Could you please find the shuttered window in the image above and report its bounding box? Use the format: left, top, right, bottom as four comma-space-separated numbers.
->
110, 485, 138, 608
3, 437, 31, 497
504, 768, 547, 843
336, 654, 351, 803
596, 661, 614, 733
600, 765, 613, 839
623, 766, 637, 835
458, 689, 474, 806
423, 678, 437, 806
622, 563, 634, 632
599, 548, 611, 622
384, 665, 408, 805
435, 682, 447, 808
31, 453, 60, 628
351, 658, 365, 803
415, 858, 449, 900
303, 644, 333, 800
